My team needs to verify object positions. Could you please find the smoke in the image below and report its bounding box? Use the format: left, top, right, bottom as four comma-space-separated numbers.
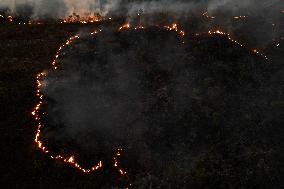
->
1, 0, 283, 48
0, 0, 121, 18
207, 0, 282, 14
0, 0, 281, 187
39, 24, 283, 187
124, 0, 283, 17
1, 0, 283, 18
42, 28, 188, 162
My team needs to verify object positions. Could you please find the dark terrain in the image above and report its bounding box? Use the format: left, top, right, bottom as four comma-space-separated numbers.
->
0, 22, 283, 189
0, 23, 122, 188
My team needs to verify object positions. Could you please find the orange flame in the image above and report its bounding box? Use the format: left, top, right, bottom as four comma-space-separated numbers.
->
208, 30, 268, 60
118, 23, 130, 31
32, 24, 187, 187
32, 24, 268, 189
32, 30, 132, 180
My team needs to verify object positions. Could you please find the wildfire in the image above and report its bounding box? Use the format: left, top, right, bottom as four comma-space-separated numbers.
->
117, 23, 186, 39
32, 31, 130, 176
7, 15, 13, 22
164, 23, 186, 37
118, 23, 131, 31
59, 13, 108, 24
251, 49, 268, 59
113, 148, 127, 176
134, 25, 145, 30
31, 24, 189, 188
0, 15, 13, 22
0, 12, 109, 25
208, 30, 268, 60
165, 23, 178, 31
31, 23, 270, 189
32, 31, 135, 189
233, 16, 248, 19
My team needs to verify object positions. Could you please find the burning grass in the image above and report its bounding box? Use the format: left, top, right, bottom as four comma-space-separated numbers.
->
1, 17, 283, 188
29, 22, 275, 188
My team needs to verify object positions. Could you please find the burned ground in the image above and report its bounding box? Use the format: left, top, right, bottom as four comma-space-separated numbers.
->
0, 22, 283, 189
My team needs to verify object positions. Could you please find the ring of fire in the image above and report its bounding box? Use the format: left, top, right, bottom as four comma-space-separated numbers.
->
31, 23, 268, 186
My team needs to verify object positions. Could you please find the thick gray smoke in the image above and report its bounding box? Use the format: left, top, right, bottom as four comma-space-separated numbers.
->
1, 0, 283, 48
0, 0, 283, 18
40, 26, 283, 187
125, 0, 283, 16
207, 0, 282, 13
1, 0, 281, 187
0, 0, 121, 17
42, 28, 188, 159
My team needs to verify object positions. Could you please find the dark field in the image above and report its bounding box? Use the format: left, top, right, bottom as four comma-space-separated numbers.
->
0, 23, 283, 189
0, 23, 123, 188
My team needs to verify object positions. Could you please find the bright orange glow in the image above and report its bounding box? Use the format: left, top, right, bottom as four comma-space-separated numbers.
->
7, 15, 13, 22
118, 23, 131, 31
32, 23, 268, 189
208, 30, 268, 60
163, 23, 186, 37
233, 16, 248, 19
32, 29, 132, 183
59, 13, 104, 24
32, 24, 186, 187
32, 32, 109, 174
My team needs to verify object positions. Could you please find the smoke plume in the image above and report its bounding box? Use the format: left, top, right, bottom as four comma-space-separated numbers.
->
1, 0, 283, 48
1, 0, 282, 187
38, 24, 284, 188
0, 0, 283, 19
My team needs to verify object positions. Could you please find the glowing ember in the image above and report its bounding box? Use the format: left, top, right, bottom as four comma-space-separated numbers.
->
32, 33, 106, 174
113, 148, 127, 176
208, 30, 269, 60
33, 24, 186, 171
31, 23, 270, 189
59, 13, 106, 24
233, 16, 248, 19
31, 24, 189, 189
7, 15, 13, 22
118, 23, 131, 31
0, 15, 14, 22
0, 12, 109, 25
134, 25, 145, 30
164, 23, 186, 37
